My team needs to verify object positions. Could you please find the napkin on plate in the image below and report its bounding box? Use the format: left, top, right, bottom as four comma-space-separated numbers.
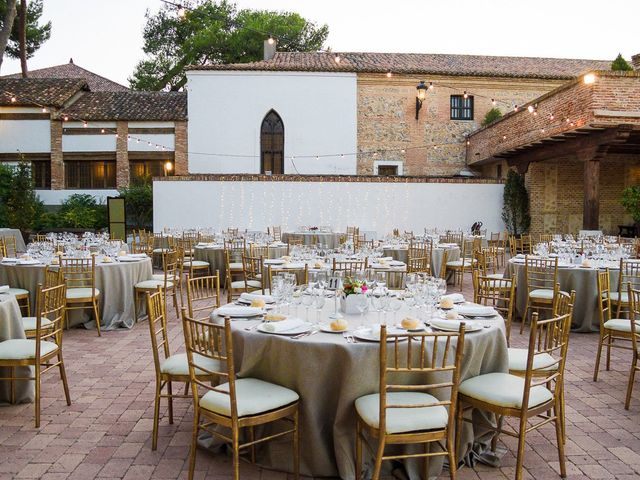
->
379, 257, 393, 261
442, 293, 465, 303
128, 253, 148, 258
261, 317, 305, 333
239, 292, 275, 304
455, 305, 496, 316
389, 260, 405, 266
213, 306, 263, 317
431, 319, 466, 331
0, 285, 9, 293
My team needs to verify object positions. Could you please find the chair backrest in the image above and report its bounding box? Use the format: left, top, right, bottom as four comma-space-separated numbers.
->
267, 265, 308, 291
524, 256, 558, 292
241, 254, 263, 284
377, 324, 466, 436
539, 234, 553, 243
618, 259, 640, 298
553, 289, 576, 317
146, 288, 171, 376
438, 249, 449, 279
270, 226, 282, 241
287, 234, 303, 246
44, 265, 64, 288
628, 285, 640, 357
182, 312, 236, 416
34, 282, 66, 352
186, 273, 221, 320
1, 236, 17, 257
224, 238, 246, 261
161, 250, 180, 285
474, 272, 516, 343
517, 235, 533, 254
597, 270, 613, 325
60, 256, 96, 290
408, 240, 432, 273
249, 244, 269, 258
332, 258, 367, 276
440, 232, 463, 247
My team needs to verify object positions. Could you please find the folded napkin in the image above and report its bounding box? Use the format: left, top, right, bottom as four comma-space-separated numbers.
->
370, 263, 390, 269
2, 257, 17, 262
264, 258, 285, 264
0, 285, 9, 293
240, 292, 275, 304
389, 260, 405, 266
379, 256, 393, 261
213, 306, 264, 317
431, 319, 466, 331
442, 293, 465, 303
128, 253, 148, 258
515, 254, 526, 259
455, 305, 496, 316
261, 317, 305, 333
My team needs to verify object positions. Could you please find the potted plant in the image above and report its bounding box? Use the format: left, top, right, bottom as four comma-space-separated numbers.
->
340, 277, 369, 314
501, 170, 531, 236
620, 186, 640, 234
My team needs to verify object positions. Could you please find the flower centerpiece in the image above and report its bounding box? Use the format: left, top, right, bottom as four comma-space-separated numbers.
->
340, 277, 369, 314
309, 226, 319, 231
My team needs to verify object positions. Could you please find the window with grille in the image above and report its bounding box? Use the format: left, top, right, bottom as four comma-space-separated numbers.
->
450, 95, 474, 120
130, 160, 171, 183
377, 165, 398, 176
31, 161, 51, 189
260, 110, 284, 174
65, 160, 116, 189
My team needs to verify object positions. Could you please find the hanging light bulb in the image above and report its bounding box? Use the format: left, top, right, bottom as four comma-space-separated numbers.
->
527, 105, 535, 113
400, 149, 406, 154
115, 133, 119, 138
491, 99, 496, 106
463, 91, 468, 99
503, 135, 507, 140
63, 115, 69, 121
42, 107, 48, 113
386, 71, 392, 78
334, 53, 341, 63
177, 5, 186, 18
136, 138, 140, 144
549, 114, 555, 120
100, 128, 105, 133
127, 135, 131, 142
83, 121, 88, 128
10, 96, 16, 103
513, 105, 518, 112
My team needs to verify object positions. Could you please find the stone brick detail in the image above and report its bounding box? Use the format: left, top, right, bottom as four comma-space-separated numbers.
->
50, 120, 64, 189
174, 120, 188, 175
116, 121, 129, 188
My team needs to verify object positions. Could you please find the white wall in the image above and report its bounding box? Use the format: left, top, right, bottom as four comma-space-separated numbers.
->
0, 106, 51, 153
153, 180, 505, 237
128, 134, 175, 151
186, 70, 358, 175
37, 190, 118, 205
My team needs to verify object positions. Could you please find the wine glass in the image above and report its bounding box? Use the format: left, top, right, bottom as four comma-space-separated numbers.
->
355, 292, 369, 329
314, 287, 326, 325
388, 293, 402, 325
301, 285, 315, 322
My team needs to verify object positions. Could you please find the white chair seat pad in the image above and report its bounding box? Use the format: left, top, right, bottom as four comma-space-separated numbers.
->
160, 353, 221, 377
7, 287, 29, 296
200, 378, 298, 417
135, 280, 174, 289
152, 274, 165, 282
66, 287, 100, 300
183, 260, 210, 268
446, 260, 465, 267
230, 280, 262, 289
228, 262, 243, 270
459, 372, 553, 409
153, 248, 170, 254
0, 339, 58, 359
508, 348, 558, 372
529, 289, 554, 300
21, 317, 53, 331
487, 273, 504, 279
604, 318, 640, 333
355, 392, 448, 434
607, 292, 628, 303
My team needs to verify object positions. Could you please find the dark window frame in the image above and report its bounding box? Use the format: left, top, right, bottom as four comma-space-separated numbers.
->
65, 160, 116, 189
130, 160, 173, 183
260, 110, 284, 174
32, 160, 51, 189
377, 165, 399, 176
450, 95, 474, 121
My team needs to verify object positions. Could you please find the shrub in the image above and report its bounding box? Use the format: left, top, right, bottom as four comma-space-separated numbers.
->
621, 186, 640, 223
611, 53, 633, 71
56, 194, 108, 230
502, 170, 531, 235
0, 160, 44, 234
118, 181, 153, 230
481, 107, 503, 127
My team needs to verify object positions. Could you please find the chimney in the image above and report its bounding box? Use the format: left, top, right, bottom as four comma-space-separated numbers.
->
263, 39, 276, 61
632, 54, 640, 71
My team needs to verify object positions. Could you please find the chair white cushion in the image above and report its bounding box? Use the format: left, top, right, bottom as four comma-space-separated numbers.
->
446, 260, 464, 267
66, 287, 100, 300
229, 262, 243, 270
0, 339, 58, 359
230, 280, 262, 289
529, 289, 554, 300
7, 287, 29, 296
152, 248, 170, 254
183, 260, 210, 268
487, 273, 504, 279
603, 318, 640, 333
355, 392, 448, 434
607, 292, 628, 303
135, 280, 174, 289
160, 353, 221, 377
200, 378, 298, 417
152, 273, 165, 281
508, 348, 558, 372
21, 316, 53, 331
459, 372, 553, 409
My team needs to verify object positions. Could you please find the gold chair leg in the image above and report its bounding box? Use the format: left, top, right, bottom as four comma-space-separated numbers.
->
423, 443, 430, 480
606, 335, 612, 371
34, 363, 41, 428
133, 289, 138, 322
293, 409, 300, 480
58, 354, 71, 405
554, 398, 567, 478
167, 381, 174, 424
248, 426, 255, 463
593, 332, 604, 381
447, 422, 457, 480
93, 299, 101, 337
152, 381, 161, 451
232, 427, 240, 480
188, 410, 199, 480
521, 301, 529, 334
372, 438, 385, 480
515, 416, 528, 480
355, 420, 363, 480
625, 356, 638, 410
491, 415, 503, 452
10, 367, 15, 404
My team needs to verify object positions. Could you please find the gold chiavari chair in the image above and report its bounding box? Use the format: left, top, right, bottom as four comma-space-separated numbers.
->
146, 289, 219, 450
249, 244, 269, 259
224, 251, 261, 303
446, 237, 477, 291
241, 254, 263, 293
522, 256, 559, 334
226, 227, 239, 237
1, 235, 18, 257
60, 256, 101, 336
474, 272, 517, 346
181, 240, 211, 279
440, 231, 463, 247
286, 234, 304, 246
44, 265, 64, 288
392, 228, 400, 237
0, 283, 70, 427
612, 259, 640, 318
269, 226, 282, 242
267, 265, 308, 294
539, 234, 553, 243
457, 308, 571, 480
0, 239, 31, 316
224, 238, 247, 278
34, 233, 48, 242
626, 286, 640, 410
22, 267, 66, 338
134, 250, 180, 320
437, 249, 449, 280
516, 234, 533, 255
182, 313, 300, 480
355, 324, 466, 480
407, 240, 432, 275
354, 237, 375, 253
186, 273, 221, 321
332, 258, 368, 276
132, 233, 153, 256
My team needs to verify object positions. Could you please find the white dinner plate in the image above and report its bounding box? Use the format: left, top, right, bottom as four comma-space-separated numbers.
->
257, 322, 312, 335
264, 259, 286, 265
117, 256, 143, 262
319, 323, 349, 333
352, 327, 407, 342
395, 323, 427, 332
214, 306, 265, 318
430, 319, 483, 332
455, 306, 498, 317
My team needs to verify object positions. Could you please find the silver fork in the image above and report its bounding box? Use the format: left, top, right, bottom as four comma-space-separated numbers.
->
342, 331, 352, 343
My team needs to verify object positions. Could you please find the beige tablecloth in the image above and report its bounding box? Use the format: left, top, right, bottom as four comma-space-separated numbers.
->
0, 258, 153, 330
504, 259, 620, 332
282, 232, 342, 249
384, 246, 460, 279
0, 228, 26, 253
0, 293, 33, 404
194, 245, 289, 282
204, 301, 508, 478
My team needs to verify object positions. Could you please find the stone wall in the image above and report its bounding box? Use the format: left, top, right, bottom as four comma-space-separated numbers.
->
356, 74, 564, 176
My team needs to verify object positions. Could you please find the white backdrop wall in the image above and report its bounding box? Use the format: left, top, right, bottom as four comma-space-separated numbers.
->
187, 71, 358, 175
153, 180, 505, 236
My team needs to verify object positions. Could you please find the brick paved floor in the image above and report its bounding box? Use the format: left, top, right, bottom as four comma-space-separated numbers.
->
1, 275, 639, 479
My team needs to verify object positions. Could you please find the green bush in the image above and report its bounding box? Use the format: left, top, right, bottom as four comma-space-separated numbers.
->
118, 181, 153, 230
0, 161, 45, 235
502, 170, 531, 235
56, 194, 108, 230
621, 186, 640, 223
481, 107, 503, 127
611, 53, 633, 71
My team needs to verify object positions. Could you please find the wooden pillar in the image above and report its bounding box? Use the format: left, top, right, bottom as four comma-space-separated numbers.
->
583, 158, 600, 230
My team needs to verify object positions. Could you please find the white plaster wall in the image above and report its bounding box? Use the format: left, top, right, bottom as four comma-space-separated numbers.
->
37, 190, 118, 205
63, 134, 117, 152
129, 121, 175, 128
186, 71, 358, 175
153, 180, 504, 237
0, 120, 50, 153
127, 134, 175, 151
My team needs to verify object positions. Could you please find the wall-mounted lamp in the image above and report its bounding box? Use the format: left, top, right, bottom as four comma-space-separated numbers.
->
415, 81, 428, 120
163, 161, 174, 176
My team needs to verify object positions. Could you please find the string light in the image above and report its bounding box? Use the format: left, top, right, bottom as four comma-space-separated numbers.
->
41, 107, 47, 113
428, 82, 434, 90
334, 54, 341, 64
10, 96, 16, 103
177, 6, 186, 18
463, 91, 468, 99
513, 105, 519, 112
527, 105, 535, 113
491, 98, 496, 106
63, 115, 69, 121
267, 36, 275, 45
83, 121, 88, 128
100, 128, 105, 133
386, 71, 392, 78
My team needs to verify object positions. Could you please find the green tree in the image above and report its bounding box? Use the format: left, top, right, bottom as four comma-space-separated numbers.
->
118, 180, 153, 230
4, 160, 44, 233
621, 186, 640, 223
0, 0, 51, 70
611, 53, 633, 71
481, 107, 503, 127
56, 194, 107, 229
130, 0, 328, 91
501, 170, 531, 235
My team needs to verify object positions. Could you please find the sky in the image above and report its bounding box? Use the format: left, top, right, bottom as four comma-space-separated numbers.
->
2, 0, 639, 86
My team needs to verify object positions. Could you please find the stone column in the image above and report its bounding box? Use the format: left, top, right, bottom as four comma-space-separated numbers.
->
174, 120, 188, 175
50, 120, 64, 189
583, 158, 600, 230
116, 121, 129, 188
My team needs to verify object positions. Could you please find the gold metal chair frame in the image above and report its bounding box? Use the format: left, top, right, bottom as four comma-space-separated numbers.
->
134, 250, 180, 321
332, 258, 368, 277
626, 287, 640, 410
186, 273, 221, 321
522, 256, 559, 334
60, 255, 101, 336
473, 271, 516, 345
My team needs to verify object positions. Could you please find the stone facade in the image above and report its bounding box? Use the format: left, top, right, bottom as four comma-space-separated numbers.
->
115, 121, 129, 188
174, 121, 188, 175
356, 74, 565, 176
50, 120, 64, 190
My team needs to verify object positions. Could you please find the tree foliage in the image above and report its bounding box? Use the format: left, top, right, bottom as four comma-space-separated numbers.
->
0, 0, 51, 60
501, 170, 531, 235
481, 107, 503, 127
55, 194, 107, 229
611, 53, 633, 71
621, 186, 640, 223
0, 160, 44, 233
129, 0, 329, 91
118, 180, 153, 230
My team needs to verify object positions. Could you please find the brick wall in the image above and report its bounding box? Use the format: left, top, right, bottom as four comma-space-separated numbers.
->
115, 121, 129, 188
356, 73, 564, 176
50, 120, 63, 190
174, 120, 188, 175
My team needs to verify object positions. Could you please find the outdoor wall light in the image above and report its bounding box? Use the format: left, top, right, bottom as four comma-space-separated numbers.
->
164, 161, 174, 176
583, 73, 596, 85
415, 81, 428, 120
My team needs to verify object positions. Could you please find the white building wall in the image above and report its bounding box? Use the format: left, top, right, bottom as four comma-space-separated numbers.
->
127, 134, 175, 151
153, 180, 504, 237
37, 189, 119, 205
0, 119, 50, 153
186, 70, 358, 175
62, 135, 117, 152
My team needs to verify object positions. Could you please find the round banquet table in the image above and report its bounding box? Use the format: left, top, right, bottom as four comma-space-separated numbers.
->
383, 245, 460, 279
0, 258, 153, 330
504, 258, 622, 333
194, 244, 289, 282
0, 228, 26, 253
282, 232, 342, 249
0, 293, 33, 404
204, 301, 508, 479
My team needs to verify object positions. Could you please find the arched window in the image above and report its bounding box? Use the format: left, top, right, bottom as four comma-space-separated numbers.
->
260, 110, 284, 174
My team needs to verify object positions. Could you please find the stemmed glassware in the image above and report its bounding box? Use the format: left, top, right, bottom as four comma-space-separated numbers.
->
301, 285, 315, 322
314, 286, 326, 324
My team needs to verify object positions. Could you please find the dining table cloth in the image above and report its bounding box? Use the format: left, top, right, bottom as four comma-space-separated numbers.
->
0, 228, 26, 253
383, 245, 460, 279
0, 293, 33, 404
193, 244, 289, 281
203, 301, 508, 479
282, 232, 343, 249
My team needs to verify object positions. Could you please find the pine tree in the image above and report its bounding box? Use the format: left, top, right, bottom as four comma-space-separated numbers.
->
501, 170, 531, 235
611, 53, 633, 71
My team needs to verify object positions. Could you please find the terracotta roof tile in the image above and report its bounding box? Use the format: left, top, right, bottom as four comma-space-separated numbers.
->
190, 51, 611, 79
63, 91, 187, 121
0, 78, 89, 107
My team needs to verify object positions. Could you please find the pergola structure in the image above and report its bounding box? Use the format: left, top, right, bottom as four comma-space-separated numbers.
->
467, 71, 640, 229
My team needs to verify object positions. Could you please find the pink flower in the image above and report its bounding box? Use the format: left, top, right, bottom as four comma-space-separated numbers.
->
361, 285, 368, 293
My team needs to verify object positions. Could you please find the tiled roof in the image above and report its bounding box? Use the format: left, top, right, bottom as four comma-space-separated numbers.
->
2, 61, 129, 92
190, 52, 612, 79
0, 78, 89, 107
63, 91, 187, 121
